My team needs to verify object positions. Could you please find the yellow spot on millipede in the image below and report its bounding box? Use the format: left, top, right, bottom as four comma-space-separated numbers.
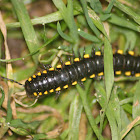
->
49, 89, 54, 93
65, 61, 71, 65
56, 87, 61, 91
33, 75, 36, 78
135, 73, 140, 77
74, 58, 80, 62
115, 71, 121, 75
84, 54, 90, 59
37, 72, 41, 76
98, 72, 103, 76
56, 65, 62, 69
44, 91, 48, 94
63, 85, 68, 89
117, 50, 123, 54
33, 92, 37, 96
95, 51, 101, 56
90, 74, 95, 78
43, 70, 47, 74
49, 67, 54, 71
125, 71, 131, 76
39, 92, 42, 95
128, 51, 134, 56
28, 77, 32, 82
81, 77, 86, 82
72, 81, 77, 85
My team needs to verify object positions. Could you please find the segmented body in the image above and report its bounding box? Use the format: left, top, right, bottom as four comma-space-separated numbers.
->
25, 50, 140, 98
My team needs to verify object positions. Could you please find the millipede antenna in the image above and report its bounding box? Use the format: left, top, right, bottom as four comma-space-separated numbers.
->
1, 76, 25, 87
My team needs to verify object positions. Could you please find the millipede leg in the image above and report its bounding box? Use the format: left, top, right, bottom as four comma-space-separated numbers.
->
55, 91, 61, 100
68, 55, 71, 63
91, 47, 95, 57
72, 48, 75, 59
57, 56, 64, 66
42, 64, 52, 69
78, 81, 85, 89
98, 47, 103, 55
83, 47, 85, 58
78, 48, 81, 60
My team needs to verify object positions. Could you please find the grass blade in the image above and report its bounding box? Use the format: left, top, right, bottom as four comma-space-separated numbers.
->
120, 108, 137, 140
95, 82, 119, 140
77, 80, 104, 140
57, 22, 73, 42
114, 0, 140, 25
104, 37, 114, 101
53, 0, 79, 51
108, 14, 140, 32
90, 0, 102, 13
80, 0, 101, 38
11, 0, 40, 65
6, 10, 80, 29
88, 7, 109, 39
78, 28, 101, 43
6, 91, 12, 123
104, 0, 115, 14
0, 87, 5, 108
132, 80, 140, 139
68, 95, 83, 140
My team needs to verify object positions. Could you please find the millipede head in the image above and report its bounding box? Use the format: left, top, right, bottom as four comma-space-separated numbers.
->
24, 80, 34, 98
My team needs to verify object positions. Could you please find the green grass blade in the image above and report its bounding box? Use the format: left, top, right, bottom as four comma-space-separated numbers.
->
100, 87, 121, 138
0, 87, 5, 108
77, 80, 104, 140
100, 13, 111, 21
53, 0, 79, 51
114, 0, 140, 25
57, 22, 73, 42
11, 0, 40, 65
88, 7, 109, 39
132, 80, 140, 139
120, 108, 137, 140
60, 129, 69, 140
109, 87, 121, 138
80, 0, 101, 38
114, 28, 137, 52
94, 82, 119, 140
108, 14, 140, 32
99, 37, 114, 133
52, 0, 68, 19
33, 134, 47, 140
0, 119, 9, 139
123, 30, 137, 51
67, 0, 79, 44
68, 95, 83, 140
104, 37, 114, 101
90, 0, 102, 13
6, 91, 12, 123
120, 97, 133, 105
78, 28, 101, 42
9, 127, 30, 136
6, 10, 80, 29
0, 33, 2, 58
104, 0, 115, 14
10, 119, 40, 130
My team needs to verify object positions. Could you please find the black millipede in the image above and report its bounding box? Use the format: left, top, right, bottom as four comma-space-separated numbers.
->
1, 49, 140, 99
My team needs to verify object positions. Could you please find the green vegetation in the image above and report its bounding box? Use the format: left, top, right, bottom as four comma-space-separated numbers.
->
0, 0, 140, 139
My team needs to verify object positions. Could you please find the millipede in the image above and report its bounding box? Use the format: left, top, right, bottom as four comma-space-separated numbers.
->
1, 49, 140, 99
